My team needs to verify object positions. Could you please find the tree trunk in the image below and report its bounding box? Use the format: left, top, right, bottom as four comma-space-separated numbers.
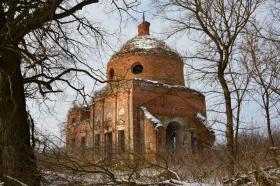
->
218, 73, 235, 176
234, 102, 241, 159
0, 51, 40, 185
264, 93, 279, 167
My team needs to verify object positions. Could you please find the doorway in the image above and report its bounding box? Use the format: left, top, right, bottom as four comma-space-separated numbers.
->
166, 122, 182, 154
105, 132, 113, 157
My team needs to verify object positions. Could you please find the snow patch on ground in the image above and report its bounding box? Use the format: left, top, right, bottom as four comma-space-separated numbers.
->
42, 171, 98, 186
43, 171, 218, 186
224, 167, 280, 185
140, 106, 162, 130
160, 179, 218, 186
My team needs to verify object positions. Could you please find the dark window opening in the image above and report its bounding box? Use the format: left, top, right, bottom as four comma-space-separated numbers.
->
94, 134, 100, 154
71, 138, 76, 148
118, 130, 125, 153
191, 131, 197, 153
131, 64, 143, 74
71, 117, 76, 124
105, 132, 113, 157
81, 136, 86, 155
166, 122, 181, 154
81, 137, 86, 147
109, 68, 114, 79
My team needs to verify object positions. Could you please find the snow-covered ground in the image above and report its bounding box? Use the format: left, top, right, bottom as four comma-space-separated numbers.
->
42, 167, 280, 185
42, 171, 220, 186
3, 167, 280, 185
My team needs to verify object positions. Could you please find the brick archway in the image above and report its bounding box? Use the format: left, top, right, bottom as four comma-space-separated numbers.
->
166, 122, 182, 154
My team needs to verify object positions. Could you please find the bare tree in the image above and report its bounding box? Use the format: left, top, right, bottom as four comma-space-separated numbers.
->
228, 54, 252, 158
241, 32, 280, 167
0, 0, 138, 185
154, 0, 261, 175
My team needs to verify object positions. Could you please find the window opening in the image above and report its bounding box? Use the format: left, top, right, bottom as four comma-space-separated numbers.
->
81, 136, 86, 155
166, 122, 181, 154
118, 130, 125, 153
81, 136, 86, 147
94, 134, 100, 154
131, 63, 143, 74
105, 132, 113, 157
191, 131, 197, 153
109, 68, 115, 79
71, 117, 76, 124
71, 138, 76, 148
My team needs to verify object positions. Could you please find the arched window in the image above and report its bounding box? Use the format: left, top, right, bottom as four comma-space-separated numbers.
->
131, 63, 143, 74
166, 122, 182, 154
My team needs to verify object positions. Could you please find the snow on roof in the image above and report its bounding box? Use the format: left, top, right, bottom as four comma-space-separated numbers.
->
140, 106, 162, 130
122, 35, 173, 51
134, 78, 203, 96
196, 112, 214, 133
112, 35, 179, 58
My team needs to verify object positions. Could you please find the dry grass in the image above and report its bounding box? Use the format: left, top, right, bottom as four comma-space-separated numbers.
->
36, 129, 280, 185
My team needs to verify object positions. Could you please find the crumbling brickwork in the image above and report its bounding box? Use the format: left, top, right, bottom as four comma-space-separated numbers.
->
66, 19, 215, 159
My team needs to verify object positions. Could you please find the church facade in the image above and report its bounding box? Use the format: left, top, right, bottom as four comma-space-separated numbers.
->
66, 20, 215, 159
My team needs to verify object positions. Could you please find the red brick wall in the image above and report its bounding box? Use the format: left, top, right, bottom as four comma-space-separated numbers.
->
66, 107, 91, 152
66, 80, 214, 158
91, 88, 133, 157
131, 81, 214, 154
66, 20, 215, 158
107, 54, 184, 85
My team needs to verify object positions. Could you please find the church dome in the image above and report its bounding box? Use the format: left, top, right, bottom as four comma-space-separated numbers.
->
107, 19, 185, 86
111, 35, 180, 59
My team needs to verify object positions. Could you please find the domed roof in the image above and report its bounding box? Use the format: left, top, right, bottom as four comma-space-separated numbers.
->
111, 20, 181, 59
106, 19, 185, 85
114, 35, 179, 57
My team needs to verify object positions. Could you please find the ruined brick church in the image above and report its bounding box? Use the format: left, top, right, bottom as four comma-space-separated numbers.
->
66, 19, 215, 158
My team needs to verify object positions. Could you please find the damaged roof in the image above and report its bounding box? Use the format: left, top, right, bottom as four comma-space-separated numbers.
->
111, 35, 181, 59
